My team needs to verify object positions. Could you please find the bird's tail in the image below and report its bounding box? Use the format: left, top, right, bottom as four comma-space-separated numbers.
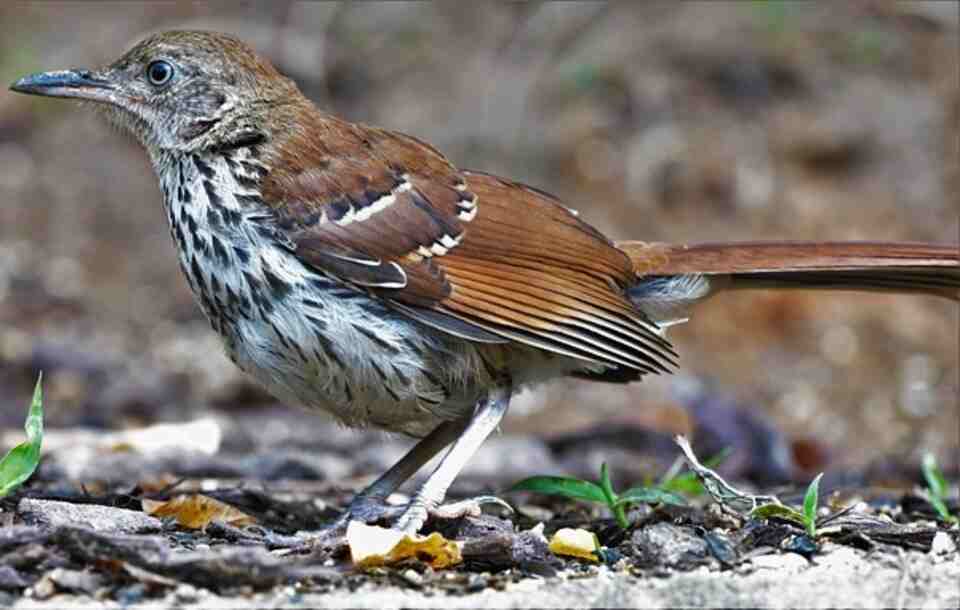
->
619, 241, 960, 304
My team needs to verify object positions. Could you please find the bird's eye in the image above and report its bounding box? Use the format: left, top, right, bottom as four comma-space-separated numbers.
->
146, 60, 174, 87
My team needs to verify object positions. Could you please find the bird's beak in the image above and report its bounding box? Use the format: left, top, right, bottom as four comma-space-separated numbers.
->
10, 69, 117, 103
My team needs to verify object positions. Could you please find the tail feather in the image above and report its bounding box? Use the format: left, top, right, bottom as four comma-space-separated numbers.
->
619, 241, 960, 301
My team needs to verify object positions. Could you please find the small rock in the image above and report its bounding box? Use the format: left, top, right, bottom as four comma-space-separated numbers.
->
18, 498, 162, 534
0, 565, 30, 590
46, 568, 105, 595
28, 576, 56, 600
747, 552, 810, 574
401, 568, 423, 587
930, 531, 957, 557
631, 523, 709, 569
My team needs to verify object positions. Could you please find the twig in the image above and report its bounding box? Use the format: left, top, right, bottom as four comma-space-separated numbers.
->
674, 435, 780, 514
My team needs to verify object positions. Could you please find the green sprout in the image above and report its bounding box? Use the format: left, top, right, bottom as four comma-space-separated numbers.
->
751, 472, 823, 538
0, 374, 44, 497
922, 453, 957, 524
510, 462, 685, 529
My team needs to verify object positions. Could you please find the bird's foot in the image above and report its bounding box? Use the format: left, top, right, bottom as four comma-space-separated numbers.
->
312, 494, 513, 545
394, 495, 513, 535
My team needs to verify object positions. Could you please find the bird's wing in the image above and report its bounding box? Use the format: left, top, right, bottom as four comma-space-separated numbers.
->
260, 117, 675, 373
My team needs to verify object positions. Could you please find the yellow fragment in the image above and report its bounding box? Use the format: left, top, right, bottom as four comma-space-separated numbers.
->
142, 494, 255, 530
346, 521, 462, 569
548, 527, 600, 562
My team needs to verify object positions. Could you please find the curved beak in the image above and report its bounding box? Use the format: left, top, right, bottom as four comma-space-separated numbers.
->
10, 69, 116, 102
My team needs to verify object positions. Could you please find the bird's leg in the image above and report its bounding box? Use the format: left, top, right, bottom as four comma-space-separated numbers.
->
327, 418, 468, 531
394, 382, 512, 534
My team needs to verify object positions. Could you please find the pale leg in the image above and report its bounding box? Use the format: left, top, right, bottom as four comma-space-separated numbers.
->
394, 383, 512, 534
342, 418, 469, 523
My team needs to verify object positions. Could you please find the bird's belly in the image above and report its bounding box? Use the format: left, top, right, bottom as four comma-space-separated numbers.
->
209, 273, 492, 436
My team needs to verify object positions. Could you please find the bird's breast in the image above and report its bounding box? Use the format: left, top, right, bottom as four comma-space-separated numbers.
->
155, 150, 494, 434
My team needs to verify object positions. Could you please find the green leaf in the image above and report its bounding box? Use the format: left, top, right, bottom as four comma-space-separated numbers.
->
614, 486, 687, 508
928, 495, 955, 523
803, 473, 823, 537
599, 463, 630, 529
922, 453, 949, 500
659, 471, 705, 495
750, 502, 807, 526
509, 476, 607, 504
0, 374, 44, 497
599, 463, 618, 505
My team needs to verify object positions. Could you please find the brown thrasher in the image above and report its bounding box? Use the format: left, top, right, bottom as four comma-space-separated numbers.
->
11, 31, 959, 534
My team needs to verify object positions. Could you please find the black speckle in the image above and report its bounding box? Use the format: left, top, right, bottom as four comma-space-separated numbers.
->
292, 341, 310, 364
304, 313, 327, 330
210, 234, 230, 266
242, 161, 268, 178
224, 283, 238, 308
191, 231, 207, 256
354, 324, 398, 353
262, 261, 292, 299
233, 245, 250, 263
194, 156, 215, 179
301, 298, 325, 310
308, 277, 335, 292
420, 368, 450, 400
235, 173, 260, 190
356, 188, 389, 211
222, 208, 242, 226
173, 221, 186, 247
312, 332, 346, 370
327, 198, 352, 222
190, 256, 207, 293
243, 271, 272, 315
236, 194, 262, 207
186, 213, 198, 237
391, 364, 411, 387
255, 223, 278, 241
206, 207, 221, 228
269, 321, 292, 349
203, 180, 222, 207
370, 361, 400, 401
181, 184, 192, 204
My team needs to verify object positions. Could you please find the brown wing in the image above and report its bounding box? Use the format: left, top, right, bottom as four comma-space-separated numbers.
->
261, 114, 675, 373
262, 112, 475, 305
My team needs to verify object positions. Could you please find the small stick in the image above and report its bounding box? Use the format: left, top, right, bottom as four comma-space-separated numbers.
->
674, 435, 780, 514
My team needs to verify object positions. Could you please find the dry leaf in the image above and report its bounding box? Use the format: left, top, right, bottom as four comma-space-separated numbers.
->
142, 494, 255, 529
346, 521, 462, 569
548, 527, 600, 562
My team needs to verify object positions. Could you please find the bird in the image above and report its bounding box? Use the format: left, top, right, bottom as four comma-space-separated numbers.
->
10, 30, 959, 535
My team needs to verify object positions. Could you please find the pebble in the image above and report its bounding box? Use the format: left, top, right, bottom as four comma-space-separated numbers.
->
929, 531, 957, 557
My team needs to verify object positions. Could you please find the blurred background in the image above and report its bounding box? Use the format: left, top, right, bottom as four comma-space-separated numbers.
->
0, 2, 956, 486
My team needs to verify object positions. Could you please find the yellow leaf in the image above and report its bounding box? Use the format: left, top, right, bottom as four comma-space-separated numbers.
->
142, 494, 255, 530
548, 527, 600, 562
346, 521, 462, 569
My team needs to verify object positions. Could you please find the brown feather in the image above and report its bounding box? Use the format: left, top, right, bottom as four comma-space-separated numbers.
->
620, 240, 960, 300
259, 116, 677, 372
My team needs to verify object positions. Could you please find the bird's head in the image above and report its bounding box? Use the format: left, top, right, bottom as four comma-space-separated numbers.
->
10, 30, 302, 156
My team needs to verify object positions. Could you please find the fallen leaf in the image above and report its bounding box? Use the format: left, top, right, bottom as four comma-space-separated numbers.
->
548, 527, 600, 562
346, 521, 462, 569
142, 494, 255, 529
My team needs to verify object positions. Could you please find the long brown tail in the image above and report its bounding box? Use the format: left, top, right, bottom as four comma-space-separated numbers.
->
618, 241, 960, 301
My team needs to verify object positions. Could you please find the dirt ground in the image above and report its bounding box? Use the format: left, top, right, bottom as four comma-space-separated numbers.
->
0, 2, 957, 607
